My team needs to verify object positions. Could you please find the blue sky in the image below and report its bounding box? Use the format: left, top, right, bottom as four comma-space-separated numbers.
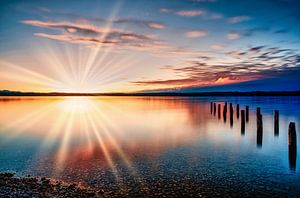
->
0, 0, 299, 92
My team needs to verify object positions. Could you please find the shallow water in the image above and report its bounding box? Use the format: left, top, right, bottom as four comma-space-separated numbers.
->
0, 96, 299, 196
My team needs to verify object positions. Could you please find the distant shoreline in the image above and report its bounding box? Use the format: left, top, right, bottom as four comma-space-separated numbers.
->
1, 90, 300, 97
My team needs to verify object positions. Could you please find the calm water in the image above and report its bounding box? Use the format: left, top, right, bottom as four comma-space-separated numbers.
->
0, 96, 299, 196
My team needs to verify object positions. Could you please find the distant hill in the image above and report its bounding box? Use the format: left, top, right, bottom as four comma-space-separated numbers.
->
1, 90, 300, 96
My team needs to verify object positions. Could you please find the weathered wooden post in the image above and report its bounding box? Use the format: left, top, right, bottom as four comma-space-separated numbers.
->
288, 122, 297, 171
241, 110, 245, 135
218, 104, 221, 119
213, 103, 216, 116
246, 106, 249, 122
274, 110, 279, 136
223, 103, 227, 123
236, 104, 240, 119
230, 103, 233, 127
256, 107, 261, 117
257, 113, 263, 148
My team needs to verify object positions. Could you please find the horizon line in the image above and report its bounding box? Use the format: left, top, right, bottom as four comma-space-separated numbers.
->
1, 90, 300, 97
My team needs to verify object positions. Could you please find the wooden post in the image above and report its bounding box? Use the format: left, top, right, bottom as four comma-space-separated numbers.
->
288, 122, 297, 171
241, 110, 245, 135
230, 103, 233, 127
236, 104, 240, 119
210, 102, 213, 114
256, 107, 261, 117
218, 104, 221, 119
246, 106, 249, 122
257, 113, 263, 148
213, 103, 216, 116
223, 103, 227, 123
274, 110, 279, 136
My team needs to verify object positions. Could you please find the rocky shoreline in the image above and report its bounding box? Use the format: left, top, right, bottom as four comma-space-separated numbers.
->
0, 173, 105, 198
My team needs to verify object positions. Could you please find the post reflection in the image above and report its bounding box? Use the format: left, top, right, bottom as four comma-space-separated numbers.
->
0, 97, 298, 182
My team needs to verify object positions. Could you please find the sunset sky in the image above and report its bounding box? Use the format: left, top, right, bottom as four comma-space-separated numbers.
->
0, 0, 300, 93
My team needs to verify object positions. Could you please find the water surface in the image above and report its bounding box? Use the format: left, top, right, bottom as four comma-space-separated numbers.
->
0, 96, 299, 196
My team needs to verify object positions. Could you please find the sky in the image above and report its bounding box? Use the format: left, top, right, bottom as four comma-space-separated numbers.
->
0, 0, 299, 93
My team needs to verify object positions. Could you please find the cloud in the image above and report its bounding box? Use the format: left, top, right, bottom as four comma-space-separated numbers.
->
147, 22, 166, 29
210, 44, 225, 50
26, 8, 167, 30
132, 78, 198, 86
185, 30, 207, 38
22, 20, 167, 51
160, 8, 172, 13
207, 13, 224, 19
131, 45, 300, 89
113, 18, 166, 29
227, 16, 251, 23
160, 7, 222, 19
226, 33, 240, 40
175, 10, 205, 17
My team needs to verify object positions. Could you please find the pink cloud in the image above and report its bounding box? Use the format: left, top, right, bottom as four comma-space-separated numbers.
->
210, 44, 225, 50
185, 30, 207, 38
148, 22, 166, 29
226, 33, 240, 40
22, 20, 169, 52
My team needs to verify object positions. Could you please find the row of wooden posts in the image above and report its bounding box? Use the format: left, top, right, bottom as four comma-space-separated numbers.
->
210, 101, 297, 171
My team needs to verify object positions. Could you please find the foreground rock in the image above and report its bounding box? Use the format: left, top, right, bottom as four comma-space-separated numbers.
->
0, 173, 105, 198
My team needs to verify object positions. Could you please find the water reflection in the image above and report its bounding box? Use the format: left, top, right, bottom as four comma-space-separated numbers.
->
0, 96, 299, 188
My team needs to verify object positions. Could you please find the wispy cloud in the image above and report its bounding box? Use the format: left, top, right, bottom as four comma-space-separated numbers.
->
131, 45, 300, 89
27, 7, 167, 30
175, 10, 205, 17
113, 18, 166, 29
159, 8, 172, 13
22, 20, 167, 51
185, 30, 207, 38
226, 33, 240, 40
210, 44, 225, 50
227, 16, 251, 23
160, 8, 205, 17
147, 22, 166, 29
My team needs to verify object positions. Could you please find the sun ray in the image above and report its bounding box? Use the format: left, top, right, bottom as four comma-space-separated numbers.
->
0, 100, 58, 143
81, 1, 122, 84
54, 107, 76, 173
0, 60, 64, 89
86, 111, 119, 178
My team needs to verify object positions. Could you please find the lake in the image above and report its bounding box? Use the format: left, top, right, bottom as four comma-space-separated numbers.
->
0, 96, 299, 197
